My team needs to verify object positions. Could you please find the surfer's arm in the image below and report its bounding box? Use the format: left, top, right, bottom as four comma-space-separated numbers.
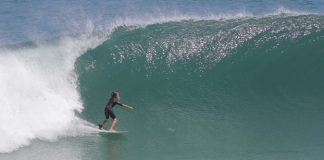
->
120, 103, 134, 109
116, 101, 134, 109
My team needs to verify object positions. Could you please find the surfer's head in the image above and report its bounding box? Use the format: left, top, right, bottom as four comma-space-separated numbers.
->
111, 91, 120, 100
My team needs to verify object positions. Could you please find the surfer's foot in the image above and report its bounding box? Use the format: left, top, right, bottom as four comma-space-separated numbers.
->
98, 124, 103, 130
108, 129, 116, 132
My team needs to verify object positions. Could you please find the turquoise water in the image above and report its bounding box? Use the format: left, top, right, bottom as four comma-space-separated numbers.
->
1, 1, 324, 160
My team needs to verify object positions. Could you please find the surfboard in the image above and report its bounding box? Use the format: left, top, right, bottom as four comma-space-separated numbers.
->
99, 129, 128, 134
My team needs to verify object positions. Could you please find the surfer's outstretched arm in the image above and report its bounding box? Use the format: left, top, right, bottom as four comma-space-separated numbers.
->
121, 104, 134, 109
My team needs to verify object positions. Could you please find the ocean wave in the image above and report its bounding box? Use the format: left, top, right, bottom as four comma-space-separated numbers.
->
1, 14, 324, 153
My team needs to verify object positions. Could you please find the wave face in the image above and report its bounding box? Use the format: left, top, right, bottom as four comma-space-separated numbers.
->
76, 15, 324, 159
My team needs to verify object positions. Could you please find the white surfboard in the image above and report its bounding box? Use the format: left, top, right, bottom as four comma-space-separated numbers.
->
99, 129, 128, 134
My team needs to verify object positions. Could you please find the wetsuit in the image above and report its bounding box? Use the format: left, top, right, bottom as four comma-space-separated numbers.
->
104, 97, 122, 119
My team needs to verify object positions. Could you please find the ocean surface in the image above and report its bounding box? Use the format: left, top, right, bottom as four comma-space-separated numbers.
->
1, 0, 324, 160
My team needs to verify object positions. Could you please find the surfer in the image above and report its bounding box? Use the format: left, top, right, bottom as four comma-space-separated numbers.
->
98, 91, 133, 132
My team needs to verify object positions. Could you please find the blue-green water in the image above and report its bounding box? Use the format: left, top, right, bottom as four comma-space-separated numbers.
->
1, 1, 324, 160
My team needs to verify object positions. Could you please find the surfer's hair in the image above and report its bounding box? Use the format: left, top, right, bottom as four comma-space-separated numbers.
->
111, 91, 119, 98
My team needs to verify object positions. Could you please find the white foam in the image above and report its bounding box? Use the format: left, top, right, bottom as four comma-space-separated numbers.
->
0, 31, 105, 153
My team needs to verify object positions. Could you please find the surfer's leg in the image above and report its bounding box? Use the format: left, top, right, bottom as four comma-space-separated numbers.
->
99, 110, 111, 129
99, 119, 108, 129
108, 118, 117, 131
107, 110, 117, 131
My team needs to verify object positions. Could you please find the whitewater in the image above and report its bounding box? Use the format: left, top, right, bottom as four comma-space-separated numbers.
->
0, 33, 104, 152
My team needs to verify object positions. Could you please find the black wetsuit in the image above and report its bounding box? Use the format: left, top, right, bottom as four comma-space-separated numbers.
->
104, 97, 122, 119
